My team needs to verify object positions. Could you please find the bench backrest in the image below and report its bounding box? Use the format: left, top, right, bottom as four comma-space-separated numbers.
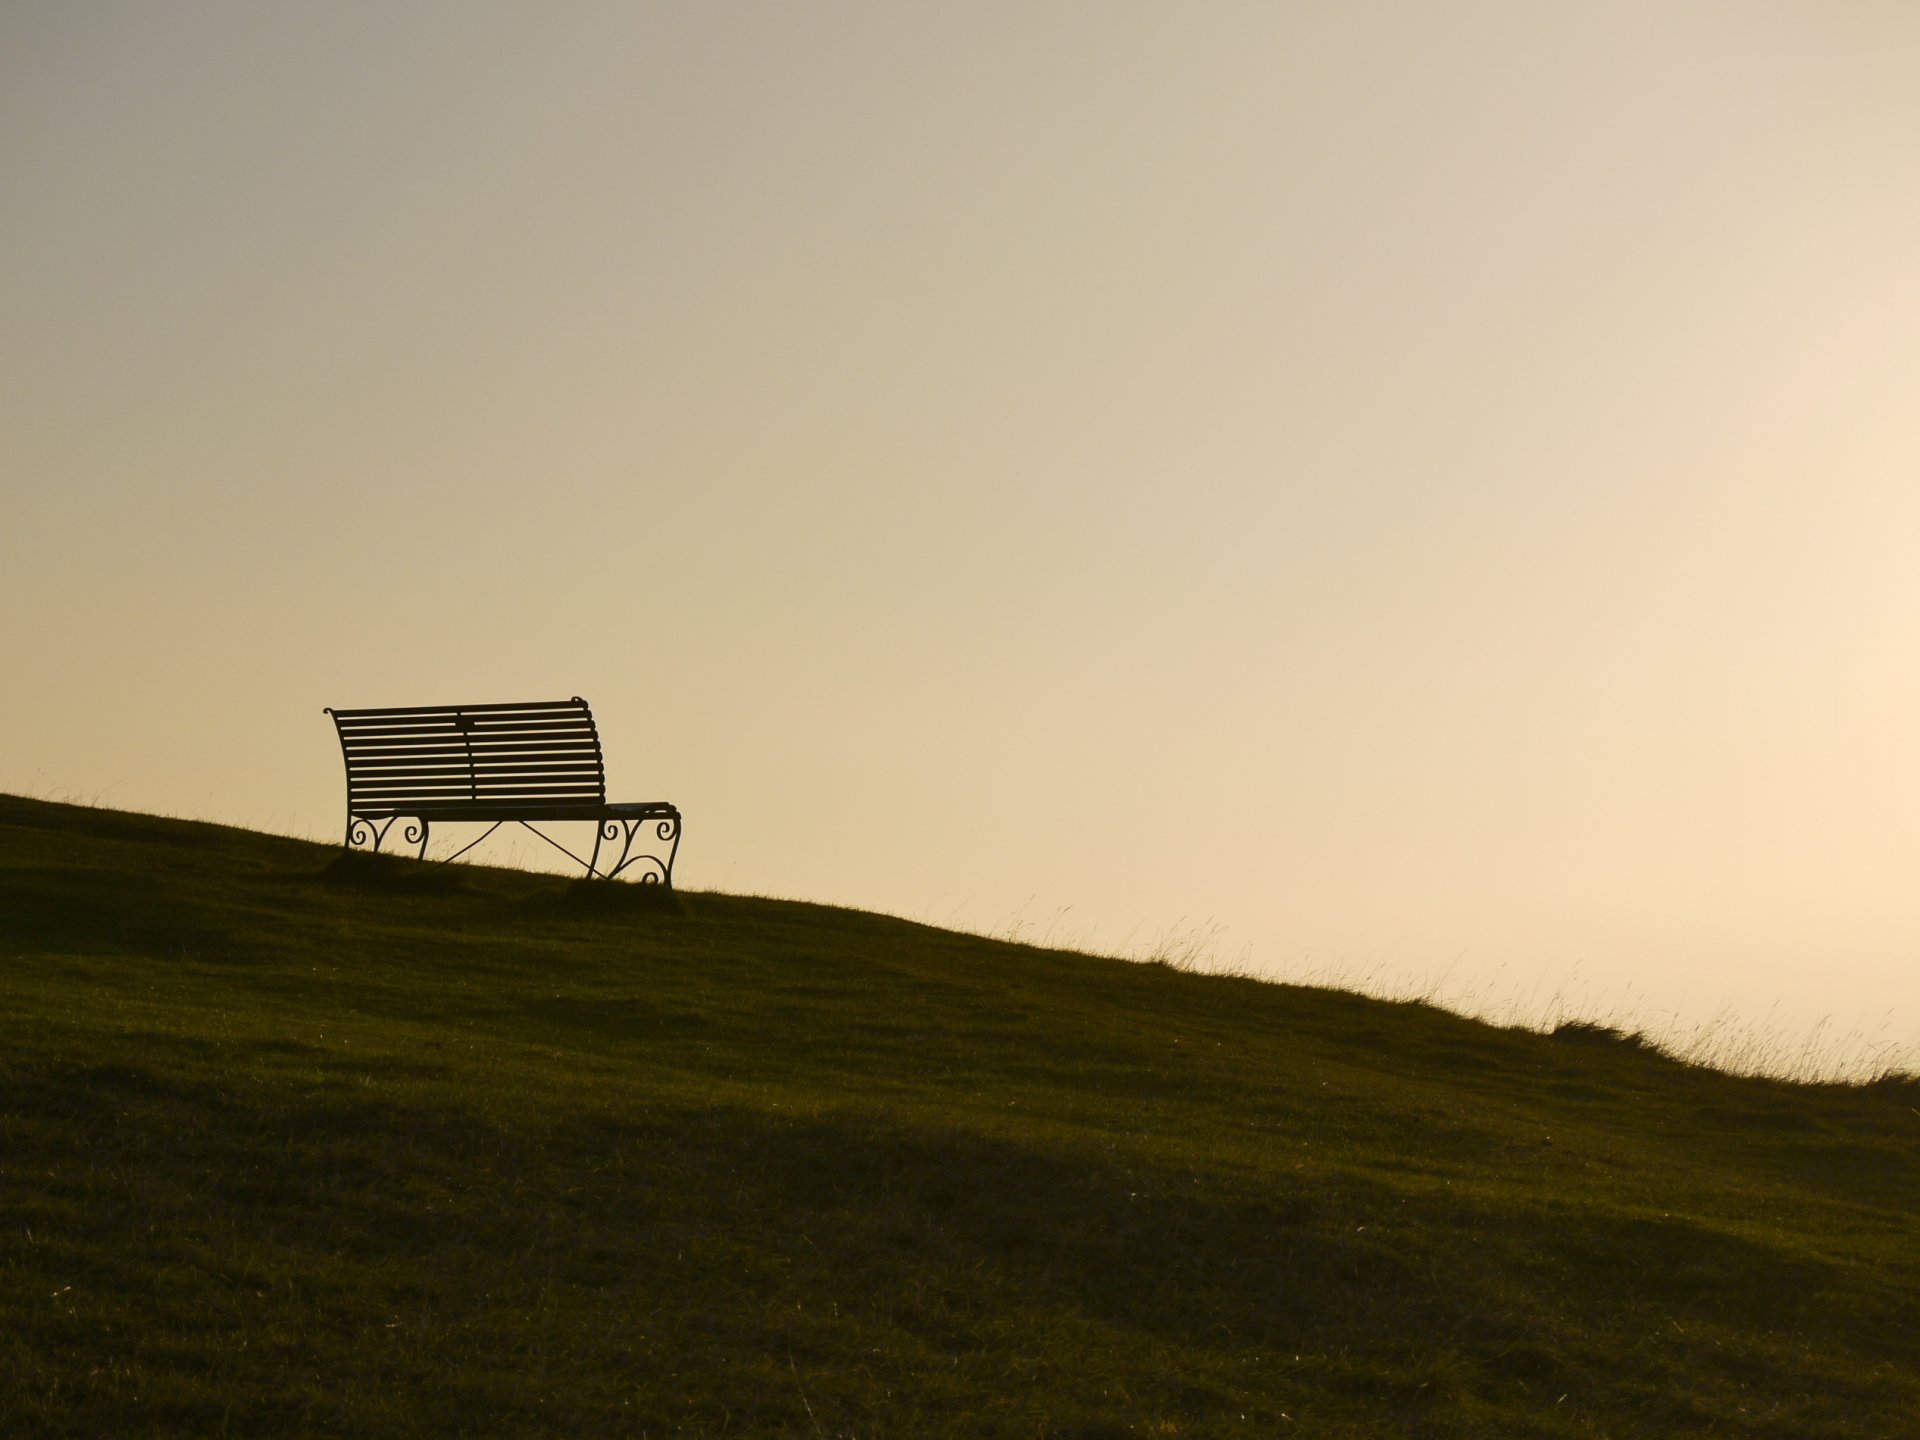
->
326, 698, 606, 813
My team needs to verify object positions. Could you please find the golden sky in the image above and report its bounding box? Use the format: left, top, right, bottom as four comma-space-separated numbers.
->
5, 2, 1918, 1054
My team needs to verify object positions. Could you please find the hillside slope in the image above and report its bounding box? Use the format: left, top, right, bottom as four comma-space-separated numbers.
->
2, 794, 1916, 1438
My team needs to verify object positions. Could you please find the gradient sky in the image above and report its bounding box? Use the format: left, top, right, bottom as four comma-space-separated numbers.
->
6, 2, 1919, 1062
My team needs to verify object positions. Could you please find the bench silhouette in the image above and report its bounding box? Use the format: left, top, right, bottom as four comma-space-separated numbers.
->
324, 697, 681, 885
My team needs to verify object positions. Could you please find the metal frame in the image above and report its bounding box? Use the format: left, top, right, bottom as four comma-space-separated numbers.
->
343, 812, 680, 885
327, 698, 680, 886
589, 814, 682, 884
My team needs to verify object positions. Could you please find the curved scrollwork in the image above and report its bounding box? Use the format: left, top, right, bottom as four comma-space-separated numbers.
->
347, 815, 399, 853
345, 807, 670, 883
596, 813, 681, 885
346, 814, 428, 859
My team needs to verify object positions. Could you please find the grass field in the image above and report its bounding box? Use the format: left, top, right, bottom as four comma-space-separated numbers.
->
2, 793, 1916, 1437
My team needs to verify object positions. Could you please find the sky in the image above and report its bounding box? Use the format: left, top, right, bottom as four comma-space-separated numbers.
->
6, 2, 1919, 1067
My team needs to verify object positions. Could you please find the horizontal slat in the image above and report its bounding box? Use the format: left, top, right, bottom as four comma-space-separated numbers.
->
345, 760, 599, 771
339, 735, 576, 749
334, 725, 595, 748
349, 776, 603, 792
343, 749, 601, 766
333, 714, 590, 733
349, 783, 602, 794
348, 784, 604, 799
352, 803, 619, 819
344, 762, 602, 780
350, 794, 605, 805
337, 748, 595, 760
344, 755, 600, 771
349, 776, 603, 791
334, 723, 588, 740
338, 724, 583, 739
350, 795, 606, 808
329, 699, 588, 720
336, 706, 588, 718
341, 751, 602, 768
346, 756, 601, 772
334, 702, 583, 718
339, 739, 601, 758
476, 794, 602, 806
334, 721, 595, 744
341, 733, 599, 756
390, 806, 617, 815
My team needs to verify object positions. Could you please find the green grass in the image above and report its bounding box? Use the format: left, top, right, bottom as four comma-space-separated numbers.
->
2, 793, 1916, 1437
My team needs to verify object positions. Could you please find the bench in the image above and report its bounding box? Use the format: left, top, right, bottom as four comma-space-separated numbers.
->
324, 697, 681, 885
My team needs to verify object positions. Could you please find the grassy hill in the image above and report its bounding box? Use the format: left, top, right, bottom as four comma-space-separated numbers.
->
2, 794, 1916, 1438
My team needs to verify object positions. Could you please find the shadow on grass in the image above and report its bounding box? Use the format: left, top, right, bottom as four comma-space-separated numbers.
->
321, 849, 472, 895
319, 850, 684, 912
547, 876, 686, 916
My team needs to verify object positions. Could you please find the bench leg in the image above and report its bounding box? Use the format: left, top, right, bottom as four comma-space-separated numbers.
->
345, 815, 428, 859
597, 815, 680, 887
347, 816, 394, 853
658, 814, 680, 887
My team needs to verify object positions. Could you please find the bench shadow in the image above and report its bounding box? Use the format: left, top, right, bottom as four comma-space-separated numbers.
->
547, 876, 686, 916
320, 849, 471, 895
314, 851, 683, 913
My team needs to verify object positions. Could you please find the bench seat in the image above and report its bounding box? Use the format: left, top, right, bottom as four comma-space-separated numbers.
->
348, 800, 677, 822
